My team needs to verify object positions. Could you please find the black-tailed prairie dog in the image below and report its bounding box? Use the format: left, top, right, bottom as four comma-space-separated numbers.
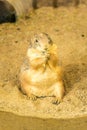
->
19, 33, 65, 104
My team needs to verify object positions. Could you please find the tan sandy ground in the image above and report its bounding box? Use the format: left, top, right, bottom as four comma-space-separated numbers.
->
0, 3, 87, 127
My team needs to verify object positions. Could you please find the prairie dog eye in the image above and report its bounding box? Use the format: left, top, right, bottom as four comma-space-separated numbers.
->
34, 39, 40, 48
35, 39, 38, 43
34, 39, 39, 45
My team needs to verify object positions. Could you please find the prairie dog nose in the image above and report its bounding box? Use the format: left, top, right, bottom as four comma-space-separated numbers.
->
44, 48, 48, 51
42, 48, 48, 54
42, 51, 46, 54
42, 51, 50, 57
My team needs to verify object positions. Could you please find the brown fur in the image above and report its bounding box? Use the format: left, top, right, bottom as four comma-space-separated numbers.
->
19, 33, 65, 104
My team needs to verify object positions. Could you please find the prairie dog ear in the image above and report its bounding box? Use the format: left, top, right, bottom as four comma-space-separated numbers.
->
39, 33, 53, 45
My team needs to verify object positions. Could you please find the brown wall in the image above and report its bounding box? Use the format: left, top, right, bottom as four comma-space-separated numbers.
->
5, 0, 87, 15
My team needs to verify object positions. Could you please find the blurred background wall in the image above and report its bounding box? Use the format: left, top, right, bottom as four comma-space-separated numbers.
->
1, 0, 87, 16
8, 0, 87, 15
0, 0, 87, 23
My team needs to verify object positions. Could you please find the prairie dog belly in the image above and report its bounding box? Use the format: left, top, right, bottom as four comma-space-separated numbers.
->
30, 67, 58, 89
27, 67, 58, 96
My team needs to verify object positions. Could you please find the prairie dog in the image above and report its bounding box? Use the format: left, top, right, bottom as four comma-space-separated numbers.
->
19, 33, 65, 104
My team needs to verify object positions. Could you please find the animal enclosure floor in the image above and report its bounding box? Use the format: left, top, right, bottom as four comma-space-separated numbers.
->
0, 4, 87, 120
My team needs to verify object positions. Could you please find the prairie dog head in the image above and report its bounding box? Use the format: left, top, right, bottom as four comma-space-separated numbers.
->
27, 33, 58, 69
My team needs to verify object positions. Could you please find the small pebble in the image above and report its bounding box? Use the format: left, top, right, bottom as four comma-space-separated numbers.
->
81, 34, 85, 37
17, 28, 20, 31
